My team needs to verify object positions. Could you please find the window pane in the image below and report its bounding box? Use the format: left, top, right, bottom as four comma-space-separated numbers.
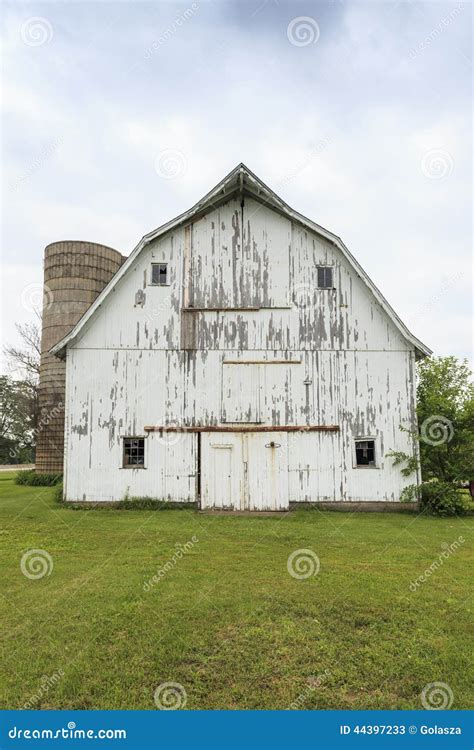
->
355, 440, 375, 466
317, 267, 333, 288
123, 438, 145, 467
151, 264, 167, 285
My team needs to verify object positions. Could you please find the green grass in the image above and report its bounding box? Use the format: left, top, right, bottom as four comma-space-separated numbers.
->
0, 472, 472, 710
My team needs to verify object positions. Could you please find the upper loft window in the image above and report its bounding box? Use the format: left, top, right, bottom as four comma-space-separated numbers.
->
123, 437, 145, 468
317, 266, 333, 289
355, 439, 376, 467
151, 263, 168, 286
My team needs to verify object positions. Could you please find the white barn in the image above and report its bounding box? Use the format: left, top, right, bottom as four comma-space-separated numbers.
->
51, 164, 431, 509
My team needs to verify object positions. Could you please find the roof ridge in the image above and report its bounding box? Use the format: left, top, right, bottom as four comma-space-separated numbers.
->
50, 166, 431, 358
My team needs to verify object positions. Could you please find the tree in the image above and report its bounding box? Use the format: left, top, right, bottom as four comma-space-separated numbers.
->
2, 313, 41, 463
417, 356, 474, 483
0, 376, 36, 463
3, 318, 41, 383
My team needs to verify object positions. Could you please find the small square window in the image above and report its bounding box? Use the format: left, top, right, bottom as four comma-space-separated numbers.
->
355, 439, 376, 467
317, 266, 333, 289
123, 437, 145, 468
151, 263, 168, 285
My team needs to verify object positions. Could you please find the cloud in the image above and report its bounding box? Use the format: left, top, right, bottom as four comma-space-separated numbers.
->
1, 0, 472, 368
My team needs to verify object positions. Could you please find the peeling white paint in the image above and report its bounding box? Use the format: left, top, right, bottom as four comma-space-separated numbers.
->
62, 175, 422, 506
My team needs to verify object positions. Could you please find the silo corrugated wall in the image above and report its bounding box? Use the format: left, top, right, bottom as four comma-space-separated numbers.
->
35, 241, 125, 474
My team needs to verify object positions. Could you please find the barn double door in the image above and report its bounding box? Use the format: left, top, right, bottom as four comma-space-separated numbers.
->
200, 432, 289, 511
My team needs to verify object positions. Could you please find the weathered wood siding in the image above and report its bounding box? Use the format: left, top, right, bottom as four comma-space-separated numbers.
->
64, 197, 418, 504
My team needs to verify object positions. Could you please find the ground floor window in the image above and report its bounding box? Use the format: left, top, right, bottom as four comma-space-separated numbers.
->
123, 437, 145, 467
355, 439, 376, 466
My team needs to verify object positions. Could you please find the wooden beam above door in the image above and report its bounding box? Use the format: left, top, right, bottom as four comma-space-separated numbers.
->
144, 424, 339, 433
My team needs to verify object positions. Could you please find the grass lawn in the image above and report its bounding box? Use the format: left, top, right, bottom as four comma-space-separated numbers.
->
0, 472, 472, 711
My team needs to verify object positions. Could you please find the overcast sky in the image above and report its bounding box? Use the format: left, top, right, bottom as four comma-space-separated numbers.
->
1, 0, 472, 371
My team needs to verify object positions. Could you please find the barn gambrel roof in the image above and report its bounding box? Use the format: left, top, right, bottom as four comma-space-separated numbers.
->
51, 163, 431, 358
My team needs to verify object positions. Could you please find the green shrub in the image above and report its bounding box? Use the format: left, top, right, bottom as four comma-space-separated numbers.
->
15, 470, 62, 487
400, 484, 420, 503
420, 481, 469, 516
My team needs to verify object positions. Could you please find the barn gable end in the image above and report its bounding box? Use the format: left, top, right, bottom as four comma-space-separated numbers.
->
51, 164, 430, 359
50, 164, 430, 507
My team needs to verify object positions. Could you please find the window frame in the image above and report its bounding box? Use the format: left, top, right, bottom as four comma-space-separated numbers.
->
150, 262, 169, 287
316, 266, 334, 289
353, 437, 379, 469
122, 436, 146, 469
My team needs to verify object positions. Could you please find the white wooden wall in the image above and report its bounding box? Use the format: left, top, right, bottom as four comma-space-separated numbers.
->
63, 196, 418, 504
